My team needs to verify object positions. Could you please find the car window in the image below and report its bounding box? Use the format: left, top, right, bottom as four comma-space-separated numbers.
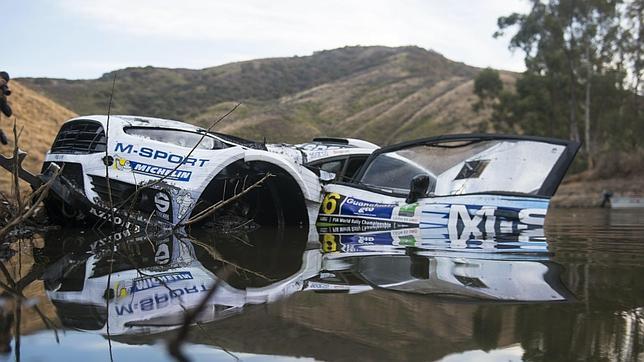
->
125, 127, 225, 150
319, 160, 346, 181
359, 139, 567, 197
344, 156, 368, 181
360, 154, 433, 194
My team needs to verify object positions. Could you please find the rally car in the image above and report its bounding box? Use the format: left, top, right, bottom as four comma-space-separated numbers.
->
31, 115, 577, 232
38, 115, 376, 229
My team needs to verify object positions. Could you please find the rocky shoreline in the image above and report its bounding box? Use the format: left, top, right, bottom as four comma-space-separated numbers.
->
551, 175, 644, 208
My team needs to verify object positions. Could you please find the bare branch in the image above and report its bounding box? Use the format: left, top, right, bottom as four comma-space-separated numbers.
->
181, 173, 272, 226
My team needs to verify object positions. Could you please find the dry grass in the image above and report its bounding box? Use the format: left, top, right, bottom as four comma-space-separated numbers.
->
0, 81, 76, 194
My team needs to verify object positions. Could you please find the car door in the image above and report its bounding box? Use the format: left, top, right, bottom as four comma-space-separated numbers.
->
318, 134, 580, 243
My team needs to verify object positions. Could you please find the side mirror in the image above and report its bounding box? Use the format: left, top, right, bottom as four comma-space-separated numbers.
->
406, 174, 430, 204
319, 170, 337, 182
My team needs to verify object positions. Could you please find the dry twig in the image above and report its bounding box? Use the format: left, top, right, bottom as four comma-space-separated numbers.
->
181, 173, 272, 226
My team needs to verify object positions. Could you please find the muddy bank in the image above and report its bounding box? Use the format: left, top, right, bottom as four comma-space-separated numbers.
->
551, 175, 644, 208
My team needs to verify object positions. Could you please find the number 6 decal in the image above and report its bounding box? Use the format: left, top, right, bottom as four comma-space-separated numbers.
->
322, 192, 341, 215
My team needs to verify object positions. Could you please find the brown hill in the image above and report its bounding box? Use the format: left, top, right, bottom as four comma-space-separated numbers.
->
207, 70, 517, 144
20, 46, 517, 145
0, 81, 76, 194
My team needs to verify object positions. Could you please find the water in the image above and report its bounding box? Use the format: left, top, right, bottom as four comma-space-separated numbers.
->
1, 208, 643, 361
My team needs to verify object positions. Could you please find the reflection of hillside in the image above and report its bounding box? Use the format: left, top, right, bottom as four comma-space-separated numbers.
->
142, 288, 642, 362
114, 290, 519, 361
264, 290, 518, 361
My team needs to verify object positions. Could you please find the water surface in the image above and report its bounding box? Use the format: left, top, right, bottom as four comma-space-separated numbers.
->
1, 208, 643, 362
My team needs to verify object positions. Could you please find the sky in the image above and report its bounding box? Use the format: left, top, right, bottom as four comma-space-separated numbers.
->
5, 0, 531, 79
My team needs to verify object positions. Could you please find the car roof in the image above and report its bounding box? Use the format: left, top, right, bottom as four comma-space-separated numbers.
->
67, 115, 205, 133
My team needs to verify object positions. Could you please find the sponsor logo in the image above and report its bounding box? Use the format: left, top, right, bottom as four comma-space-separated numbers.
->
154, 192, 171, 213
318, 196, 547, 241
131, 271, 194, 293
114, 284, 210, 315
398, 203, 418, 217
320, 193, 397, 219
115, 143, 209, 167
113, 156, 131, 171
112, 153, 192, 181
155, 243, 170, 264
446, 204, 545, 241
89, 207, 141, 231
130, 160, 192, 181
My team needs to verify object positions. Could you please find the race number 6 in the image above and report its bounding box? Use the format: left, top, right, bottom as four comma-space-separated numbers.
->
322, 192, 341, 215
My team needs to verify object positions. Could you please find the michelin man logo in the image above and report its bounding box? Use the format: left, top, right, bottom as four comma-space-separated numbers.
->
171, 189, 195, 219
113, 156, 131, 171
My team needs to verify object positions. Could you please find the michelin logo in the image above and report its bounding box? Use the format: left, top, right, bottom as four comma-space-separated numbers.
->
113, 155, 192, 181
132, 271, 193, 293
130, 160, 192, 181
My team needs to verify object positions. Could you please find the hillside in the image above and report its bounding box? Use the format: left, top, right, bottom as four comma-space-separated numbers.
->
20, 46, 507, 144
0, 81, 76, 193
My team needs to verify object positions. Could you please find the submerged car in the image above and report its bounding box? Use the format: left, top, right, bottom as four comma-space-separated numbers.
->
23, 115, 578, 232
38, 115, 376, 229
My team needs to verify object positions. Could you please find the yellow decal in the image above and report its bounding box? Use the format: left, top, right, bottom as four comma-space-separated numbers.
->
322, 234, 338, 252
322, 192, 341, 215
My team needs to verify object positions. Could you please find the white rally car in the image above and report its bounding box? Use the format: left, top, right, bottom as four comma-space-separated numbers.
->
40, 115, 376, 229
38, 115, 578, 233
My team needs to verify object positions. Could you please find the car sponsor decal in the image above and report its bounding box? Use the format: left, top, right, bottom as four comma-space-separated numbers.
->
113, 155, 192, 181
317, 217, 417, 233
114, 143, 209, 167
154, 191, 171, 213
320, 230, 419, 253
317, 193, 547, 238
320, 223, 546, 254
130, 160, 192, 181
114, 283, 210, 315
321, 192, 398, 219
131, 271, 194, 293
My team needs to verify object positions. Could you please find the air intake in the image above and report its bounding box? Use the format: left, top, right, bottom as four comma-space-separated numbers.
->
51, 120, 106, 154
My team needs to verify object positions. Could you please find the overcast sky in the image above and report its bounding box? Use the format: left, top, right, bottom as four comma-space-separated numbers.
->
6, 0, 531, 79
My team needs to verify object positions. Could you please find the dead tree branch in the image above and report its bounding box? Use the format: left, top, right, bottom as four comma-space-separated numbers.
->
167, 265, 234, 362
181, 173, 272, 226
0, 166, 62, 240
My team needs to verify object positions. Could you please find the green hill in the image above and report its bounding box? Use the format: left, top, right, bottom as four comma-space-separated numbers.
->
19, 46, 512, 144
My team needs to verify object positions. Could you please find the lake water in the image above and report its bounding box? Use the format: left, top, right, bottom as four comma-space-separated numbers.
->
1, 208, 643, 362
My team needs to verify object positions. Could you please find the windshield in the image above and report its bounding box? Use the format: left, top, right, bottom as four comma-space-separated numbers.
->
125, 127, 225, 150
360, 153, 436, 194
359, 139, 566, 197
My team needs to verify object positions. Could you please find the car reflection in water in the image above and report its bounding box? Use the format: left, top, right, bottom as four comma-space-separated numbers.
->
314, 227, 572, 302
43, 227, 318, 336
40, 225, 573, 359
